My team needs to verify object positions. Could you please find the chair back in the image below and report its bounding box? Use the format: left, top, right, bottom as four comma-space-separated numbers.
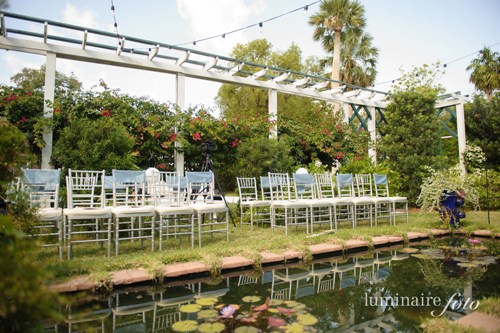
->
292, 173, 316, 199
186, 171, 215, 203
336, 173, 354, 198
355, 174, 373, 197
268, 173, 292, 201
236, 177, 259, 202
21, 168, 61, 208
66, 169, 106, 209
314, 173, 335, 199
373, 173, 390, 197
111, 170, 148, 207
153, 171, 187, 206
259, 176, 273, 201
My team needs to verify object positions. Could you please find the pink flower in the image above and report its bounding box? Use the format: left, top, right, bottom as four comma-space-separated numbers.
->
468, 238, 481, 245
231, 138, 239, 147
220, 305, 235, 318
26, 91, 31, 96
169, 133, 177, 141
18, 116, 28, 123
192, 133, 202, 141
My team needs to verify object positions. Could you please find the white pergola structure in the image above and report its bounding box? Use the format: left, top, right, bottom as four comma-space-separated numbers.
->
0, 12, 467, 173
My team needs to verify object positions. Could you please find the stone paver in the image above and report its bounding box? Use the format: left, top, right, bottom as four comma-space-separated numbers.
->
49, 275, 97, 293
371, 236, 390, 246
406, 231, 429, 240
457, 311, 500, 333
221, 256, 254, 270
429, 228, 450, 236
344, 239, 369, 250
164, 262, 210, 278
260, 252, 285, 264
309, 243, 343, 255
111, 268, 152, 286
283, 250, 303, 260
472, 229, 492, 237
388, 236, 405, 243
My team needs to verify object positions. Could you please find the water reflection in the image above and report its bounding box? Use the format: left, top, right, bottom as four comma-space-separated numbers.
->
49, 238, 499, 332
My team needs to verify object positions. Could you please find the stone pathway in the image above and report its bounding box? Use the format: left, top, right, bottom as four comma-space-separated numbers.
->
49, 228, 499, 293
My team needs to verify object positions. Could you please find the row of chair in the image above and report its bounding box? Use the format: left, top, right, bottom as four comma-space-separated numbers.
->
18, 169, 229, 259
237, 173, 408, 235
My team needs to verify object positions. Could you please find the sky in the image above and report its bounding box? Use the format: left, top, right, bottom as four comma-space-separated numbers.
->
1, 0, 499, 110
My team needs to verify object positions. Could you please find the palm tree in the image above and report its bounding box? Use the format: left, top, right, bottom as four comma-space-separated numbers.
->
466, 47, 500, 101
320, 29, 378, 87
309, 0, 366, 87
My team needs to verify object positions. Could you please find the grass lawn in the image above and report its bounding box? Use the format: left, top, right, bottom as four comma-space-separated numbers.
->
39, 208, 499, 285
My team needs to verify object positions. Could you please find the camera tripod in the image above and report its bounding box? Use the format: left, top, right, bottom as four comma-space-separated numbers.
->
201, 152, 236, 227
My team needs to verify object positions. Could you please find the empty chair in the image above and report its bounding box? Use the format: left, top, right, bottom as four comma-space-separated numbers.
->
153, 171, 195, 250
186, 171, 229, 247
352, 173, 376, 227
236, 177, 271, 230
333, 173, 357, 229
355, 173, 392, 226
259, 176, 274, 201
373, 173, 408, 224
111, 170, 156, 256
268, 172, 309, 235
64, 169, 112, 259
292, 173, 332, 233
21, 168, 63, 258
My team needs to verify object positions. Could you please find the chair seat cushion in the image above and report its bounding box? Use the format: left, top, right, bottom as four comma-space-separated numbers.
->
155, 205, 194, 214
111, 205, 155, 216
191, 203, 228, 213
64, 207, 112, 218
37, 208, 63, 220
240, 200, 271, 208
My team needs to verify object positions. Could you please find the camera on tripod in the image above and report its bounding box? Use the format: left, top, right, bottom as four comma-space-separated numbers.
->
201, 139, 217, 156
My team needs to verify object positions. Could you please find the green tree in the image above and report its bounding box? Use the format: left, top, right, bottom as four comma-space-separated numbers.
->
52, 117, 137, 171
466, 47, 500, 101
0, 216, 62, 332
340, 29, 378, 87
309, 0, 366, 86
379, 64, 444, 203
464, 93, 500, 170
0, 119, 33, 197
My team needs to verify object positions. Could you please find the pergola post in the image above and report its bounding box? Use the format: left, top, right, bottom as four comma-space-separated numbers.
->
268, 88, 278, 138
368, 106, 377, 164
174, 73, 185, 175
41, 52, 56, 169
456, 101, 467, 174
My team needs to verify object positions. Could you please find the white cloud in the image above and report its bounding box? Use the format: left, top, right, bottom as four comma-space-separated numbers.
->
176, 0, 266, 54
61, 3, 99, 29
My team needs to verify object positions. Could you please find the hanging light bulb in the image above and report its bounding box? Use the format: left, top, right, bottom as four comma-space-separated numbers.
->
111, 5, 115, 14
259, 22, 263, 33
303, 5, 309, 14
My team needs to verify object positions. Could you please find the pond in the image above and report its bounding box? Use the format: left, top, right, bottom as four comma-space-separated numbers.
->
47, 237, 499, 332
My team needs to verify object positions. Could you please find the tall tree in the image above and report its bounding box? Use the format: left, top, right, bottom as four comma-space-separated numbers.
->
466, 47, 500, 101
309, 0, 366, 87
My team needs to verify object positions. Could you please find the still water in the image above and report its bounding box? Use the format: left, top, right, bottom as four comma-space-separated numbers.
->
48, 237, 499, 332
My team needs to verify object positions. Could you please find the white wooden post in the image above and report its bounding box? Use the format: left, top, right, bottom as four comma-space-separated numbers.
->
456, 102, 467, 174
268, 88, 277, 139
174, 73, 185, 175
41, 52, 56, 169
368, 106, 377, 164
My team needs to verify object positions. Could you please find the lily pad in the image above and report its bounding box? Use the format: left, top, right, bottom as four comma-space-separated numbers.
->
283, 300, 298, 307
197, 309, 219, 319
269, 299, 283, 306
297, 313, 318, 326
198, 322, 225, 333
234, 326, 259, 333
179, 303, 202, 313
171, 320, 198, 332
268, 316, 287, 327
242, 296, 261, 303
399, 247, 420, 253
411, 253, 430, 260
285, 323, 306, 333
196, 297, 218, 306
457, 262, 481, 268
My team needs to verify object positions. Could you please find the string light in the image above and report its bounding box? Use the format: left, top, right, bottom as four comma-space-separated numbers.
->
175, 0, 321, 46
110, 0, 121, 46
259, 22, 263, 33
373, 41, 500, 87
